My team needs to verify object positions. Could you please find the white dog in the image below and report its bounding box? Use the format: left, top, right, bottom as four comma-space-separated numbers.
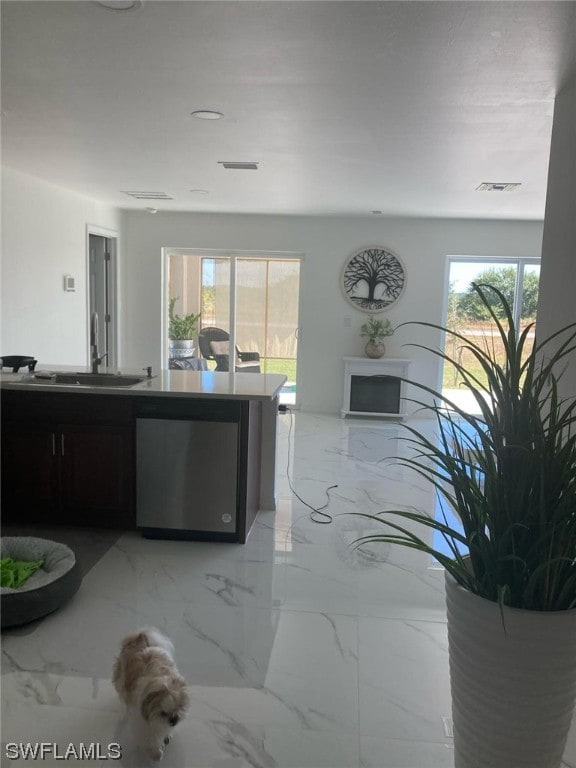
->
113, 627, 190, 761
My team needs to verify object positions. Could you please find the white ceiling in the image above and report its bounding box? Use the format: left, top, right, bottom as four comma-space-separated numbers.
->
2, 1, 575, 219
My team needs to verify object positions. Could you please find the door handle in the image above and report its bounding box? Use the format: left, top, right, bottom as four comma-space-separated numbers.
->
52, 433, 56, 456
61, 434, 65, 456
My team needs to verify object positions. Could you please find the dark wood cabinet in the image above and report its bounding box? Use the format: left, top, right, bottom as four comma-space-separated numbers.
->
59, 424, 133, 527
1, 391, 135, 528
2, 422, 59, 518
1, 387, 264, 539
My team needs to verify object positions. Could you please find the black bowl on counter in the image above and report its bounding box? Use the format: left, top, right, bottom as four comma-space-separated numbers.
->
0, 355, 38, 372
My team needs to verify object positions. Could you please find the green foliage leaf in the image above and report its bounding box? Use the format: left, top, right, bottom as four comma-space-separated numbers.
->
359, 316, 394, 342
456, 267, 539, 321
168, 297, 201, 340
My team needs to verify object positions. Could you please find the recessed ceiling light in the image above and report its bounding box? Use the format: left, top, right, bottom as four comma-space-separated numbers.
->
218, 162, 259, 170
145, 207, 158, 214
476, 182, 522, 192
191, 111, 224, 120
95, 1, 142, 11
189, 189, 209, 195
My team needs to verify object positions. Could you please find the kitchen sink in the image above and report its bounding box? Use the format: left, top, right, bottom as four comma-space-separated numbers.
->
31, 373, 147, 387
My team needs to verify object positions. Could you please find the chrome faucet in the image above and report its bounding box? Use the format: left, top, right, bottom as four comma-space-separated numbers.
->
90, 311, 108, 373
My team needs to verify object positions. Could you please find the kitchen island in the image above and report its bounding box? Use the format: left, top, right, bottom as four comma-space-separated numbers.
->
1, 367, 286, 543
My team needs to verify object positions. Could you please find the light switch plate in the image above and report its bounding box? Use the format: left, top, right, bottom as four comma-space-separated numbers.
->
63, 275, 76, 291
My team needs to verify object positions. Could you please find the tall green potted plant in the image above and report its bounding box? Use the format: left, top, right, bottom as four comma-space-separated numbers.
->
168, 297, 201, 359
354, 283, 576, 768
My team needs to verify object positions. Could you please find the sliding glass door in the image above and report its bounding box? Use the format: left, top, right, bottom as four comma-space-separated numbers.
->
167, 250, 301, 405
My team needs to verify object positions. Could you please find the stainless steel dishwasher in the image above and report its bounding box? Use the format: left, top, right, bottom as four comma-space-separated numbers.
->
135, 398, 240, 540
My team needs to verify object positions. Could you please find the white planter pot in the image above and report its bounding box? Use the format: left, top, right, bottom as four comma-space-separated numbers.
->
445, 571, 576, 768
169, 339, 195, 359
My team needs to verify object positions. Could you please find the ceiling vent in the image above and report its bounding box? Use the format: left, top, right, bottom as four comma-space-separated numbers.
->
122, 191, 173, 200
218, 162, 259, 171
476, 182, 522, 192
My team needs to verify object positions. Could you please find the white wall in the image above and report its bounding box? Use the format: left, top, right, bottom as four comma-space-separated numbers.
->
0, 168, 544, 413
122, 212, 543, 414
1, 167, 121, 365
537, 79, 576, 401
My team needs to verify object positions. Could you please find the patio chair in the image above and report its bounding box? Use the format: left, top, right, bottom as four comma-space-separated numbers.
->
198, 327, 261, 373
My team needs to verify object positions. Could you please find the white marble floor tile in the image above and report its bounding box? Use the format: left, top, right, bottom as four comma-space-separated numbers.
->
271, 544, 361, 615
358, 616, 451, 743
0, 699, 122, 768
116, 530, 277, 564
360, 736, 455, 768
155, 719, 360, 768
79, 541, 277, 610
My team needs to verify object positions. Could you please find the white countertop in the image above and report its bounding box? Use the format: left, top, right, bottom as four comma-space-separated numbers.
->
0, 366, 286, 401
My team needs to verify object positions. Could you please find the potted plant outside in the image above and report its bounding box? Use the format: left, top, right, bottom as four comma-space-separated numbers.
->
168, 297, 201, 359
354, 283, 576, 768
360, 316, 394, 358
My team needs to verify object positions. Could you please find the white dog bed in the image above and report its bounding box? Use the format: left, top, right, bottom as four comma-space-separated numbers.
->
1, 537, 81, 628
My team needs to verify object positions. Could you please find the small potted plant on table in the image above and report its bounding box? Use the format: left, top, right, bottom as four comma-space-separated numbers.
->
168, 297, 201, 360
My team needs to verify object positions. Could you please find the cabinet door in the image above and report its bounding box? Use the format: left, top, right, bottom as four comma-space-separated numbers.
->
59, 424, 134, 528
1, 423, 59, 521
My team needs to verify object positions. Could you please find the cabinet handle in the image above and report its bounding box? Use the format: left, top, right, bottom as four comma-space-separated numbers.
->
52, 433, 56, 456
61, 434, 65, 456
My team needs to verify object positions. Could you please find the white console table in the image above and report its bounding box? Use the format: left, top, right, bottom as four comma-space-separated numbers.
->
342, 357, 411, 419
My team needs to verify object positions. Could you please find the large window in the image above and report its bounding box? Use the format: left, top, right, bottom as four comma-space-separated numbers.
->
442, 257, 540, 412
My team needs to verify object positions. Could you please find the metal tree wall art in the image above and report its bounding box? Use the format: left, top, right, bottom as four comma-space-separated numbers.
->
341, 246, 406, 312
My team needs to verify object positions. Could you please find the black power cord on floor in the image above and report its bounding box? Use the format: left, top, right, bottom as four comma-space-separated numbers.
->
281, 406, 337, 524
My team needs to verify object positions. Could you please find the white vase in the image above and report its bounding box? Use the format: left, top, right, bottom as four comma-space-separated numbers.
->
445, 570, 576, 768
